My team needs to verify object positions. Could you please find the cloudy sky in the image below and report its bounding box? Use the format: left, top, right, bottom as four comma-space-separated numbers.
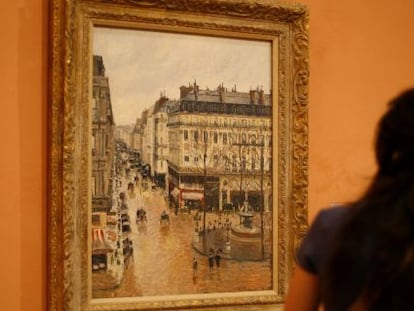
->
93, 27, 271, 125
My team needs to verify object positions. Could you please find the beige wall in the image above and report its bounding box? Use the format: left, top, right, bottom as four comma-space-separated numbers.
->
1, 0, 413, 309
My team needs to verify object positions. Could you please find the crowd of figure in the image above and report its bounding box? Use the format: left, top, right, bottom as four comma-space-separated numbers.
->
192, 248, 223, 278
208, 248, 222, 272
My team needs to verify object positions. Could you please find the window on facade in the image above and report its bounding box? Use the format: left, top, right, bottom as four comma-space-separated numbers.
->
252, 154, 258, 170
184, 130, 188, 140
184, 156, 189, 162
92, 134, 96, 153
204, 131, 208, 143
91, 176, 96, 197
98, 134, 103, 155
242, 134, 247, 144
214, 132, 218, 143
223, 133, 227, 144
92, 214, 100, 226
241, 156, 246, 171
224, 155, 230, 171
259, 134, 264, 144
232, 155, 237, 172
92, 98, 97, 120
93, 87, 97, 97
194, 157, 199, 162
193, 130, 198, 142
251, 134, 256, 144
105, 134, 109, 153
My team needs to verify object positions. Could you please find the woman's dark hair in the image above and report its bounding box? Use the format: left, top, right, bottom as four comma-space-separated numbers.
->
320, 89, 414, 311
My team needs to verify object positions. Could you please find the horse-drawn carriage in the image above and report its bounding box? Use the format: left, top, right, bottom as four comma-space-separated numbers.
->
160, 210, 170, 226
136, 208, 147, 224
121, 214, 131, 233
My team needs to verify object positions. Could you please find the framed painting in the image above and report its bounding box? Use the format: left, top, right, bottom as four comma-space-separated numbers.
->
48, 0, 309, 310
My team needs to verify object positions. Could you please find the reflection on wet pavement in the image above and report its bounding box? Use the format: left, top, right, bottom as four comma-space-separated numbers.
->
93, 180, 271, 298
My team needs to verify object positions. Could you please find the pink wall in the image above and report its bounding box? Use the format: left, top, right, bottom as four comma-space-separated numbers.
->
1, 0, 414, 310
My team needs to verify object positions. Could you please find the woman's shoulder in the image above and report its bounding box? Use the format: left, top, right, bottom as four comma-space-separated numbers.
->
314, 205, 353, 228
296, 204, 355, 274
306, 204, 354, 242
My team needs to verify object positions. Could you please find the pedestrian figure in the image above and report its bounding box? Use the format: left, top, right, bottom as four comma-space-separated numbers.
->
215, 250, 221, 269
208, 253, 214, 272
192, 257, 198, 277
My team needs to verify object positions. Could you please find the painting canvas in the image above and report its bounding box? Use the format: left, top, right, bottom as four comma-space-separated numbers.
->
91, 28, 273, 298
48, 1, 309, 310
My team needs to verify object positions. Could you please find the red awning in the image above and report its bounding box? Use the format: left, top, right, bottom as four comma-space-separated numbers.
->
92, 228, 113, 254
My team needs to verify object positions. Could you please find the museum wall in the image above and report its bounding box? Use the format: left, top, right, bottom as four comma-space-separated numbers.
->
1, 0, 414, 310
301, 0, 414, 220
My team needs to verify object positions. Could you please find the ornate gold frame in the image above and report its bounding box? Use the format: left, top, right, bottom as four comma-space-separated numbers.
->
48, 0, 309, 310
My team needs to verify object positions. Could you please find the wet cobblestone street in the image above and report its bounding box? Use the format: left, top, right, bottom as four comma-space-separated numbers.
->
93, 177, 272, 298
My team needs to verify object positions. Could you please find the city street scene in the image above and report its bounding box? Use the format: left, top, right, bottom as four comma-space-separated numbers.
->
91, 28, 273, 298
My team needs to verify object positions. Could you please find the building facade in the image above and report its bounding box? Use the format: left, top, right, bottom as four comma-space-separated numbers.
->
91, 55, 116, 213
152, 96, 171, 188
131, 118, 143, 153
167, 82, 273, 212
91, 55, 126, 289
141, 107, 155, 177
115, 124, 134, 148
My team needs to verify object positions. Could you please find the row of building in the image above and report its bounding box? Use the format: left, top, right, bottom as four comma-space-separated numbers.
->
123, 82, 273, 214
90, 53, 273, 287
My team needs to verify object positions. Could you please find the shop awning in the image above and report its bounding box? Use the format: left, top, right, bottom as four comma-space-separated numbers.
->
182, 192, 203, 200
92, 228, 113, 254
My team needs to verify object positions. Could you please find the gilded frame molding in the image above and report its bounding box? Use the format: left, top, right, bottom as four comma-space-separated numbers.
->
48, 0, 309, 310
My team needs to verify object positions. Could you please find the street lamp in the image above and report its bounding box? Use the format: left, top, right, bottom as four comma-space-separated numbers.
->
224, 218, 232, 254
193, 212, 202, 242
225, 219, 232, 242
194, 212, 202, 230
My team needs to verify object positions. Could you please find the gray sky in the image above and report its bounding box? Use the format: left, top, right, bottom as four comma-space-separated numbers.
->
93, 27, 271, 125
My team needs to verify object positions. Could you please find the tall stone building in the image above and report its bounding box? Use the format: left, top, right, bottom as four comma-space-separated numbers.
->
115, 124, 134, 147
91, 56, 127, 290
137, 95, 178, 187
131, 118, 143, 152
141, 107, 154, 177
153, 95, 175, 188
91, 55, 115, 213
167, 82, 272, 212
